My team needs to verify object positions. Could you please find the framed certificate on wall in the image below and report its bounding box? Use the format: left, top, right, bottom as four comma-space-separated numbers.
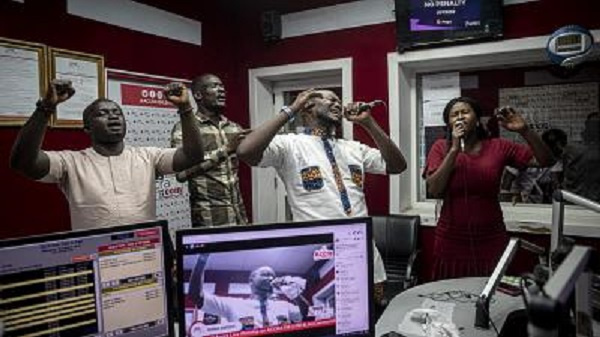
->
49, 48, 105, 128
0, 38, 47, 126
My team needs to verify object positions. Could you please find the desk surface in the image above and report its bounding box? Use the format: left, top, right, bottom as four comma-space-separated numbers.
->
375, 277, 524, 337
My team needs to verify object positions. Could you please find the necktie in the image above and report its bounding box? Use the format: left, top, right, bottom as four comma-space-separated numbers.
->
322, 137, 352, 215
260, 300, 270, 327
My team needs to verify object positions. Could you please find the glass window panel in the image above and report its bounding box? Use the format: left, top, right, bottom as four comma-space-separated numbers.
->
417, 62, 600, 205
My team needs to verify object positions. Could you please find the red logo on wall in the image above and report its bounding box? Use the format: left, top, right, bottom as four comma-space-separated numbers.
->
121, 84, 176, 109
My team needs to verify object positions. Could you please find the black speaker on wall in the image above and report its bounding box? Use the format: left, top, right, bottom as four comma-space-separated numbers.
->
261, 11, 281, 42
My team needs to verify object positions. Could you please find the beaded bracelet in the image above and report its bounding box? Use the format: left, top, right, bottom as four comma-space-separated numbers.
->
280, 105, 295, 122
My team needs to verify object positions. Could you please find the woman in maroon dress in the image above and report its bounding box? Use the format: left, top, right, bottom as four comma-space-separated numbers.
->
423, 97, 554, 280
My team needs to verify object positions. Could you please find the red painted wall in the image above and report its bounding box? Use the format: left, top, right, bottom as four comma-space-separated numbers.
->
229, 0, 600, 219
0, 0, 238, 238
1, 0, 599, 247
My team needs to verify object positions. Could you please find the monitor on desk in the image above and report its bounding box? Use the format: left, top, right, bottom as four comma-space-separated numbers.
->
176, 217, 374, 337
0, 221, 173, 337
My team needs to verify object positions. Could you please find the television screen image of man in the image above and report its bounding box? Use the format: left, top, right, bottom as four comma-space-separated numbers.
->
183, 241, 337, 337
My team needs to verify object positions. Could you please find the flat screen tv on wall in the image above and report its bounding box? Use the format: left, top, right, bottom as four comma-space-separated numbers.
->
395, 0, 504, 52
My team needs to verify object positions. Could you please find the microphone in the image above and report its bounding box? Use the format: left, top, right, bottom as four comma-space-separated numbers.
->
455, 120, 465, 152
357, 100, 385, 113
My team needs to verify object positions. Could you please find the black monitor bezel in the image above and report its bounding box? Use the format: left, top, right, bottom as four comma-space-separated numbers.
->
0, 220, 174, 337
176, 217, 375, 337
394, 0, 504, 52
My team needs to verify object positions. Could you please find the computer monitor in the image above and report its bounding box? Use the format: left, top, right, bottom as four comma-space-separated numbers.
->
176, 217, 374, 337
0, 221, 173, 337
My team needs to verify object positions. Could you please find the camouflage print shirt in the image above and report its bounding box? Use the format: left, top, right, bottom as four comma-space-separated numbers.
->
171, 112, 248, 227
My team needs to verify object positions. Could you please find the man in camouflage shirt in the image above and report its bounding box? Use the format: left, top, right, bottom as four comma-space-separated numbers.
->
171, 74, 249, 227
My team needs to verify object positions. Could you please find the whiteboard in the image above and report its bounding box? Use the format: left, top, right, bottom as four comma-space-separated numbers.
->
499, 82, 599, 143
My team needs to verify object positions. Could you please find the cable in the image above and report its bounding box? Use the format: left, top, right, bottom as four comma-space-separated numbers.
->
519, 274, 533, 310
380, 101, 389, 114
460, 146, 479, 278
520, 273, 549, 307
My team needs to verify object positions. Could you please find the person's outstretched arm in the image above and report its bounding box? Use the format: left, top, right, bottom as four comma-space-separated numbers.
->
496, 106, 555, 167
172, 128, 249, 182
10, 79, 75, 179
237, 89, 321, 166
164, 82, 205, 172
345, 103, 407, 174
187, 253, 210, 308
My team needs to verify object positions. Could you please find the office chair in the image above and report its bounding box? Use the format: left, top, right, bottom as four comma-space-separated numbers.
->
372, 215, 420, 306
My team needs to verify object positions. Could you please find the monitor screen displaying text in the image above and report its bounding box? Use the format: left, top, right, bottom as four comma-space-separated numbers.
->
0, 225, 170, 337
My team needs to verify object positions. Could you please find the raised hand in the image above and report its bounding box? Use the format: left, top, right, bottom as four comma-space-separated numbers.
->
451, 120, 466, 151
344, 102, 375, 125
496, 106, 528, 134
289, 88, 322, 114
41, 79, 75, 111
164, 82, 192, 110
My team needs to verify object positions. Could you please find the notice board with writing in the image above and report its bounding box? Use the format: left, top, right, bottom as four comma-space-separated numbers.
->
499, 82, 599, 144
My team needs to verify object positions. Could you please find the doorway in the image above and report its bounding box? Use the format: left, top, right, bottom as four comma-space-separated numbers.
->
248, 58, 353, 223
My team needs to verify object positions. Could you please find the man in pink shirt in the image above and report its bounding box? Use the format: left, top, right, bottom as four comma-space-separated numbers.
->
10, 79, 205, 230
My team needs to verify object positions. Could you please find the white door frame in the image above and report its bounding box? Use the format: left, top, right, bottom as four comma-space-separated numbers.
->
272, 76, 343, 222
248, 58, 353, 224
388, 34, 561, 217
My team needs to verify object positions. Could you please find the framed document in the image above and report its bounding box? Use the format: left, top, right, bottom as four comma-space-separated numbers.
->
49, 48, 105, 127
0, 38, 47, 126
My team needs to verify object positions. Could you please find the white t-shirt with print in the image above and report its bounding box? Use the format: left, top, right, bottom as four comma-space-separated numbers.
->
258, 133, 388, 283
203, 294, 302, 327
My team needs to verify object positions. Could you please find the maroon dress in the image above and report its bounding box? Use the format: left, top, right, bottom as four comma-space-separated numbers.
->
424, 138, 533, 280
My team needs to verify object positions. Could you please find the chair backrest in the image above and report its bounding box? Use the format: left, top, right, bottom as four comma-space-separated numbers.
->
372, 214, 420, 258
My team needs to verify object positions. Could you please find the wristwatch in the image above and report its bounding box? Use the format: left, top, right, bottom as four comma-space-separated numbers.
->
280, 105, 295, 122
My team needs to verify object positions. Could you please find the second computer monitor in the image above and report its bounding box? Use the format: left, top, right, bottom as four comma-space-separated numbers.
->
0, 221, 173, 337
176, 217, 374, 337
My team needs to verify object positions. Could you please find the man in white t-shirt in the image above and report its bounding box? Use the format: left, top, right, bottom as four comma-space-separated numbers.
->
188, 254, 302, 329
10, 80, 204, 230
237, 89, 407, 298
